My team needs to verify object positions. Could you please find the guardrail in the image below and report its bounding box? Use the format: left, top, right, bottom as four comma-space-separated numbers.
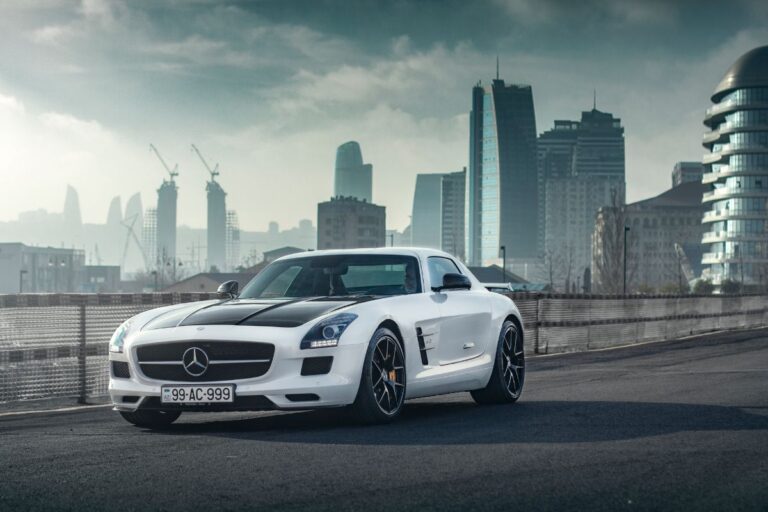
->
1, 293, 766, 405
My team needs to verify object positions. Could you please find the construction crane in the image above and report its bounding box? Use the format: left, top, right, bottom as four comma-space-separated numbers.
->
190, 144, 220, 181
120, 213, 149, 270
149, 143, 179, 181
674, 243, 696, 283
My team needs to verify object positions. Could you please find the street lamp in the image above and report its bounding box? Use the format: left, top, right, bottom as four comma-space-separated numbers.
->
499, 245, 506, 283
623, 226, 630, 295
19, 270, 28, 293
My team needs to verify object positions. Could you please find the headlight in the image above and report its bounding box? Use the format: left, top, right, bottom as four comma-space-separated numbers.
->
109, 320, 133, 353
301, 313, 357, 349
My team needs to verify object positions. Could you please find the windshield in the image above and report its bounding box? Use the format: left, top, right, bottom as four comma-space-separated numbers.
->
239, 254, 422, 299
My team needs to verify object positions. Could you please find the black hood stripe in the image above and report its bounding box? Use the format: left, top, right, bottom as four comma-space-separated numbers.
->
143, 296, 379, 330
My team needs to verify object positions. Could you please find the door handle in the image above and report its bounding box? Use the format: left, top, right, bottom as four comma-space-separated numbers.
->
462, 342, 475, 350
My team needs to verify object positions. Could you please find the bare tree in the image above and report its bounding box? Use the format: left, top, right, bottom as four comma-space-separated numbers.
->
543, 248, 557, 291
592, 189, 637, 294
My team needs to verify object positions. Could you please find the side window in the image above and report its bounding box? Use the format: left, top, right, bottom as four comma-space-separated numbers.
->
428, 257, 461, 288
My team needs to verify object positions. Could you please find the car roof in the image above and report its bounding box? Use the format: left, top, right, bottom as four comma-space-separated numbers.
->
275, 247, 457, 261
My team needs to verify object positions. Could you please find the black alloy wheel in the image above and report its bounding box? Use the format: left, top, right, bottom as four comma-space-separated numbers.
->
350, 327, 406, 424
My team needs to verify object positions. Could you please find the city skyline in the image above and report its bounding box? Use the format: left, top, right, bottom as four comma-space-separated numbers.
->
1, 1, 768, 232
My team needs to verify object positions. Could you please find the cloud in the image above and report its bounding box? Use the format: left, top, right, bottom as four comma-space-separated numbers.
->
493, 0, 678, 26
0, 89, 154, 225
0, 93, 25, 114
39, 111, 115, 144
80, 0, 119, 27
30, 24, 80, 45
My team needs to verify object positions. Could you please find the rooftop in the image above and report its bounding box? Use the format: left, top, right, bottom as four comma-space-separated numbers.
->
713, 45, 768, 101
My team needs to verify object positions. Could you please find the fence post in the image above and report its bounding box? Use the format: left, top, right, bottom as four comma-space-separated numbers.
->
534, 296, 540, 354
78, 303, 87, 404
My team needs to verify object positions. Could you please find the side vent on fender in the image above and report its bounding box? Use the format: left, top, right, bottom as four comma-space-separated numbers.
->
416, 327, 429, 366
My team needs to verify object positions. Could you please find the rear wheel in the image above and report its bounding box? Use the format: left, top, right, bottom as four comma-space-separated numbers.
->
119, 409, 181, 429
471, 320, 525, 405
349, 327, 406, 424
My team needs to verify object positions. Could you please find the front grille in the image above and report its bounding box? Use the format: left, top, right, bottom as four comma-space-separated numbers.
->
136, 341, 274, 382
111, 361, 130, 379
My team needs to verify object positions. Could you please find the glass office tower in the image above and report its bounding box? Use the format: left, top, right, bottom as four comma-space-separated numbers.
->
467, 79, 539, 266
701, 46, 768, 288
334, 141, 373, 203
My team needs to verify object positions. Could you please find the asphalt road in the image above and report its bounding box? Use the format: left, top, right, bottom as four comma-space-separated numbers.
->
2, 329, 768, 511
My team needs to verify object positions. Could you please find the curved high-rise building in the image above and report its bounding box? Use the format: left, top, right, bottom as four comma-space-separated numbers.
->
334, 141, 372, 202
701, 46, 768, 288
467, 79, 539, 266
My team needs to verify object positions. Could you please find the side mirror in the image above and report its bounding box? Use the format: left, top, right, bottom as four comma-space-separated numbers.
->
434, 273, 472, 292
217, 280, 239, 298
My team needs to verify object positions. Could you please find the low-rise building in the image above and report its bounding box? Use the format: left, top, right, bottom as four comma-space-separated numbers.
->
317, 197, 386, 250
592, 181, 707, 293
671, 161, 704, 187
162, 272, 257, 293
83, 265, 122, 293
0, 243, 85, 293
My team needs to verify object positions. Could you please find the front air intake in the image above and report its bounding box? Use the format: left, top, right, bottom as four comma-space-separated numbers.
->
111, 361, 130, 379
301, 356, 333, 376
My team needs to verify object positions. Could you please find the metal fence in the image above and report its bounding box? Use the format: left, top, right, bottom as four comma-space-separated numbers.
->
1, 293, 766, 404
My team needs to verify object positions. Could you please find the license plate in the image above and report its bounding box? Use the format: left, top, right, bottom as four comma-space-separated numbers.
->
161, 385, 235, 404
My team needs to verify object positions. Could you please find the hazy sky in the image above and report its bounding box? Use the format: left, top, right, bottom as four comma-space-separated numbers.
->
1, 0, 767, 231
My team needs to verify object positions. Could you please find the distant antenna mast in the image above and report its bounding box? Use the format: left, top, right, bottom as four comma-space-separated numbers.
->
149, 144, 179, 181
496, 55, 499, 80
593, 89, 597, 110
190, 144, 220, 182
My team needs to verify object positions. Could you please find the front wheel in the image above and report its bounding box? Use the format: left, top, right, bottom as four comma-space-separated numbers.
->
119, 409, 181, 429
349, 327, 406, 424
471, 320, 525, 405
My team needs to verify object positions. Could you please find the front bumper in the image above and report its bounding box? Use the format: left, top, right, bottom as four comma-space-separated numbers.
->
108, 325, 368, 413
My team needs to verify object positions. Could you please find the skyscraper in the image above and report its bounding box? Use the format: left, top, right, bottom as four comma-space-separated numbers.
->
410, 173, 443, 249
539, 107, 625, 287
467, 78, 539, 266
156, 179, 177, 264
206, 180, 226, 271
334, 141, 373, 202
701, 46, 768, 289
441, 168, 466, 260
409, 169, 466, 258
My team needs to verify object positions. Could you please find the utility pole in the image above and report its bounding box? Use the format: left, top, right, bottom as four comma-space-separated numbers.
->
500, 245, 507, 283
623, 226, 630, 295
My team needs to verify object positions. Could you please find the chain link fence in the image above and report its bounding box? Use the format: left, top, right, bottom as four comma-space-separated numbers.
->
1, 293, 766, 405
0, 294, 216, 404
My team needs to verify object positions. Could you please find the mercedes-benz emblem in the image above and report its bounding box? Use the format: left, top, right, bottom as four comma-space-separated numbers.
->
182, 347, 209, 377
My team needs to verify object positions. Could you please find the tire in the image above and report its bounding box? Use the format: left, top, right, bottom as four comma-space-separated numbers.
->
119, 409, 181, 429
471, 319, 525, 405
349, 327, 406, 424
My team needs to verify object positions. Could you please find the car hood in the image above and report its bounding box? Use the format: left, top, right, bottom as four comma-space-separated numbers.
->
141, 296, 377, 331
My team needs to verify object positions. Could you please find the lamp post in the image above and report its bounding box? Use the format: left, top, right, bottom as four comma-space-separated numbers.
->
19, 269, 28, 293
623, 226, 630, 295
499, 245, 506, 283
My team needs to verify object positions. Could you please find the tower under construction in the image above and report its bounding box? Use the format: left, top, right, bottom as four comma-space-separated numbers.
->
149, 144, 179, 267
192, 144, 227, 271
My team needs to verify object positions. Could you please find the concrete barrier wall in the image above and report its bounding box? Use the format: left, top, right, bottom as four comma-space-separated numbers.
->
0, 293, 766, 403
511, 293, 768, 355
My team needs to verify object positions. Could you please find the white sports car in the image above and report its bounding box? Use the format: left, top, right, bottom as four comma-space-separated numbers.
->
108, 248, 526, 427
